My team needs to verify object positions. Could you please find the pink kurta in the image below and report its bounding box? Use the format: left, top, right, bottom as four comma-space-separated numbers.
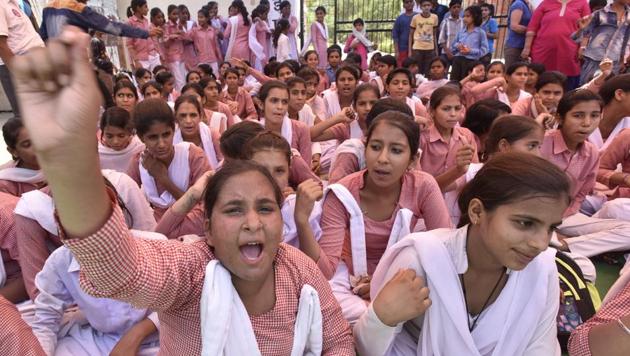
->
126, 144, 211, 220
15, 214, 62, 299
318, 170, 451, 278
254, 19, 271, 65
344, 34, 368, 71
528, 0, 590, 76
512, 96, 536, 119
0, 179, 42, 197
310, 22, 329, 69
598, 129, 630, 198
155, 204, 205, 239
419, 125, 479, 182
181, 22, 198, 70
223, 14, 251, 61
288, 120, 313, 163
289, 154, 321, 188
126, 15, 159, 61
219, 87, 258, 121
189, 25, 222, 65
61, 201, 354, 355
329, 153, 361, 184
164, 21, 185, 63
0, 296, 46, 355
541, 129, 600, 216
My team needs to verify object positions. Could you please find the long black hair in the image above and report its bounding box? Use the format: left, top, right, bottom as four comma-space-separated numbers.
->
230, 0, 250, 26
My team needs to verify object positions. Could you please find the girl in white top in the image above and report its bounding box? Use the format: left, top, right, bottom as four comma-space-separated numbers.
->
355, 152, 570, 356
273, 19, 292, 62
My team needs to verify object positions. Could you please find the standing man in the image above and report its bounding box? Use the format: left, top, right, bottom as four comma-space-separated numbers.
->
0, 0, 44, 117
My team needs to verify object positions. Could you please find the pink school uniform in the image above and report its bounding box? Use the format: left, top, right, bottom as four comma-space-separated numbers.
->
598, 129, 630, 198
317, 170, 451, 280
126, 143, 211, 220
219, 87, 258, 121
223, 14, 251, 62
541, 129, 599, 217
126, 15, 161, 70
60, 198, 355, 355
164, 21, 187, 90
188, 25, 222, 69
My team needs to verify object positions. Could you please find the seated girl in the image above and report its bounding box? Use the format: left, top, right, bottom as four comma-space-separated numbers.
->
112, 80, 138, 113
415, 57, 449, 104
14, 33, 355, 354
302, 50, 329, 92
328, 98, 413, 184
355, 152, 569, 356
297, 66, 327, 119
419, 86, 478, 221
512, 71, 567, 120
98, 107, 145, 173
140, 81, 163, 100
598, 129, 630, 200
0, 192, 28, 303
541, 90, 630, 259
318, 111, 451, 324
219, 68, 258, 121
173, 95, 222, 169
200, 76, 234, 128
258, 80, 313, 163
469, 61, 531, 108
460, 99, 512, 159
0, 118, 46, 196
125, 98, 211, 220
384, 68, 428, 121
155, 71, 179, 107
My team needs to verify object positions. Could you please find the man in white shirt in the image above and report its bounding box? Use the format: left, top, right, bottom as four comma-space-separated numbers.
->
0, 0, 44, 117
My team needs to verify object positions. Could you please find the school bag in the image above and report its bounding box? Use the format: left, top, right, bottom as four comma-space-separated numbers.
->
555, 250, 601, 352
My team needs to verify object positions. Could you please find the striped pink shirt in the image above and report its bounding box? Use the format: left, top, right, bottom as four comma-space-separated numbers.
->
61, 202, 354, 355
541, 129, 600, 216
318, 170, 451, 278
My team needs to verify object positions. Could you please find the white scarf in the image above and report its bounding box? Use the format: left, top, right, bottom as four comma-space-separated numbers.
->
349, 120, 363, 139
330, 139, 366, 172
497, 89, 531, 107
588, 116, 630, 152
351, 28, 374, 51
174, 122, 219, 169
261, 116, 293, 146
102, 169, 157, 231
325, 183, 413, 277
300, 21, 328, 57
225, 15, 240, 62
371, 228, 558, 356
249, 19, 267, 70
281, 194, 323, 248
406, 97, 418, 117
207, 111, 228, 133
200, 260, 323, 356
323, 90, 341, 118
14, 190, 57, 235
98, 135, 145, 173
139, 142, 191, 208
372, 77, 385, 97
0, 162, 45, 184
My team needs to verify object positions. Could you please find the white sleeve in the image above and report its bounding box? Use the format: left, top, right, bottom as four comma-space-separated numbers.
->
523, 267, 562, 356
32, 256, 74, 356
355, 245, 426, 356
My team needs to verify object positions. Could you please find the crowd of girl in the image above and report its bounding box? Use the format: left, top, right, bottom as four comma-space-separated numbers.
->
2, 0, 630, 354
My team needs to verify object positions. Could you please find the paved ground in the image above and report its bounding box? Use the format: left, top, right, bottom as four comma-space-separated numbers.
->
0, 112, 16, 163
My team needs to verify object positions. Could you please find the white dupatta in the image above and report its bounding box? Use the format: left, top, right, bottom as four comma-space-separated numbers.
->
330, 139, 366, 172
200, 260, 323, 356
300, 21, 328, 57
325, 184, 413, 277
370, 227, 559, 356
225, 15, 240, 61
0, 161, 45, 184
281, 194, 323, 248
249, 19, 267, 71
14, 190, 57, 235
97, 135, 145, 173
351, 28, 375, 51
174, 123, 220, 169
260, 116, 293, 146
139, 142, 191, 208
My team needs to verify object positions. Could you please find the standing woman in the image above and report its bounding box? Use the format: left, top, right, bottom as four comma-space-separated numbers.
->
223, 0, 252, 62
207, 1, 227, 57
250, 5, 272, 71
522, 0, 590, 89
149, 7, 167, 65
163, 5, 187, 91
273, 19, 292, 62
504, 0, 533, 68
279, 0, 300, 60
126, 0, 163, 71
302, 6, 329, 70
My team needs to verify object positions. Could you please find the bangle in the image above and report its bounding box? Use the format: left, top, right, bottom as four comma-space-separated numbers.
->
617, 318, 630, 335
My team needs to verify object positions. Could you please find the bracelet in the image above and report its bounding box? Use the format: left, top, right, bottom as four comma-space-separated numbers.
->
617, 318, 630, 335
